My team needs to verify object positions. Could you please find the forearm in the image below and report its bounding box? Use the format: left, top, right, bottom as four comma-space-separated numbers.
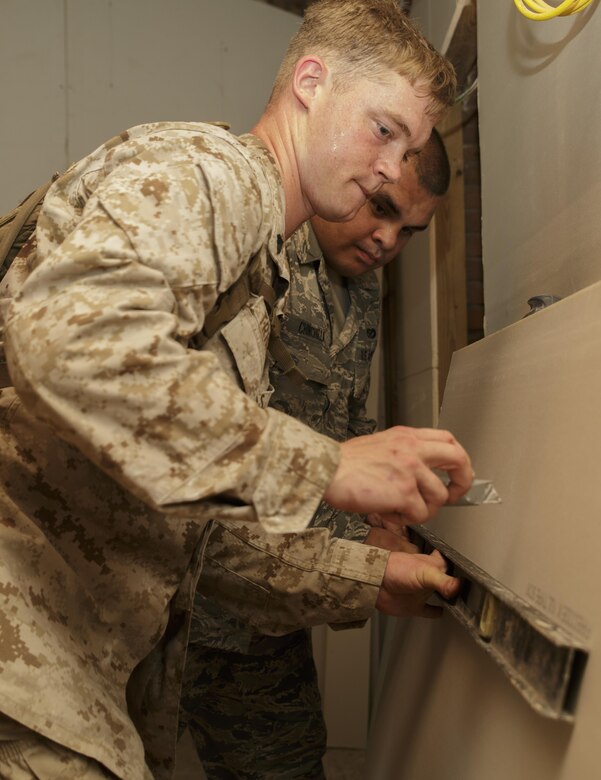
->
196, 518, 389, 635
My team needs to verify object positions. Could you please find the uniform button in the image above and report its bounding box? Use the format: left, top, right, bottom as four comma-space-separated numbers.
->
367, 328, 377, 338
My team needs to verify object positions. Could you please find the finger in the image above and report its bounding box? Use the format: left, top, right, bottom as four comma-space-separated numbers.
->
366, 513, 384, 527
391, 488, 429, 525
372, 512, 409, 533
396, 427, 459, 443
446, 471, 475, 504
427, 549, 447, 571
418, 564, 460, 600
414, 468, 449, 518
414, 437, 472, 487
416, 439, 471, 471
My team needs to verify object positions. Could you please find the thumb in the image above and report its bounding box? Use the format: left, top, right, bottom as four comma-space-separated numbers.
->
418, 563, 460, 600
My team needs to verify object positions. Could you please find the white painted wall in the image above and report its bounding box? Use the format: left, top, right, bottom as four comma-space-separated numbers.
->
479, 3, 601, 332
0, 0, 300, 212
410, 0, 460, 51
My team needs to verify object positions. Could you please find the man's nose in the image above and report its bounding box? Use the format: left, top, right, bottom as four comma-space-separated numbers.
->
375, 149, 403, 183
373, 223, 399, 251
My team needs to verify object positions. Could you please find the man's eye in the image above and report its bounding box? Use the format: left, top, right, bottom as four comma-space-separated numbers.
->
370, 201, 386, 216
401, 227, 414, 236
377, 124, 391, 139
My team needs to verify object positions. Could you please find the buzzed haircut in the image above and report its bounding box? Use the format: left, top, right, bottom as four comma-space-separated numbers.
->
414, 127, 450, 197
270, 0, 456, 121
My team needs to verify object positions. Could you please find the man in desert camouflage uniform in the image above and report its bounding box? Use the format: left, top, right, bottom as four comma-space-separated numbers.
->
181, 130, 450, 779
0, 2, 471, 779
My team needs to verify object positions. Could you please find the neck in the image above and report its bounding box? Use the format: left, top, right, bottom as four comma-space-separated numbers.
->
251, 103, 312, 238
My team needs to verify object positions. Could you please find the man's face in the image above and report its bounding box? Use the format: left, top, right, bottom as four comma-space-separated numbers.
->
310, 162, 440, 277
300, 69, 434, 223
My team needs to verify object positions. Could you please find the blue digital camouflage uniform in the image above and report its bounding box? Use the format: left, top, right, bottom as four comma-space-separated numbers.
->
182, 222, 384, 779
0, 122, 350, 780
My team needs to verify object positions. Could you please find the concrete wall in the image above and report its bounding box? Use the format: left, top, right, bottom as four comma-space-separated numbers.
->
0, 0, 300, 212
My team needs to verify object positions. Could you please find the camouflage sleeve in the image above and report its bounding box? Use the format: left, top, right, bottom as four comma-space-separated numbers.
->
196, 518, 389, 635
347, 394, 378, 439
346, 344, 377, 439
347, 284, 380, 439
4, 144, 339, 534
310, 502, 371, 542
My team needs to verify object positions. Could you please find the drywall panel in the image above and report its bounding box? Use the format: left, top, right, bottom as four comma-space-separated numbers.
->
0, 1, 67, 212
479, 4, 601, 333
65, 0, 300, 163
322, 622, 371, 749
369, 615, 574, 780
369, 281, 601, 779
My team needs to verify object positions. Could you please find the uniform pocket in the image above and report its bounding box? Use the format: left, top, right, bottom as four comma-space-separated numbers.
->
220, 294, 270, 402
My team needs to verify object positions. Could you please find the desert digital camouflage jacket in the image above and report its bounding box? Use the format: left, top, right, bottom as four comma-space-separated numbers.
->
0, 122, 341, 780
191, 222, 388, 646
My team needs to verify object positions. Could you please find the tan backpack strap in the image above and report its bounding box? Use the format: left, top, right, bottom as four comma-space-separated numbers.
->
0, 174, 59, 271
201, 271, 252, 341
200, 251, 272, 342
195, 243, 307, 385
255, 278, 277, 310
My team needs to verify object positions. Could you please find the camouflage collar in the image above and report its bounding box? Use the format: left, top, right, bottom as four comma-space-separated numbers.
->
300, 222, 323, 265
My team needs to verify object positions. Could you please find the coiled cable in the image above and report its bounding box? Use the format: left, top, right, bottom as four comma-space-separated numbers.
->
514, 0, 594, 20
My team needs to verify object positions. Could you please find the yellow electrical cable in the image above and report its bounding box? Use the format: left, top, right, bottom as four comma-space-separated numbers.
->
514, 0, 594, 20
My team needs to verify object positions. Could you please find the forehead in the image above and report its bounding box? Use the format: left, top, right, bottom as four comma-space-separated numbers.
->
374, 171, 440, 224
380, 164, 423, 207
347, 71, 434, 146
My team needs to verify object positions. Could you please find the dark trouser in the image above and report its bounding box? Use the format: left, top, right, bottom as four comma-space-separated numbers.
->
180, 630, 326, 780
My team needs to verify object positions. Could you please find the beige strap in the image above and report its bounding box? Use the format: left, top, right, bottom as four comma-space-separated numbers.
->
202, 272, 252, 341
0, 175, 58, 269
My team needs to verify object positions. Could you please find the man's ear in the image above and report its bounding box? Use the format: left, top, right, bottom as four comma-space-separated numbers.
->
292, 55, 328, 109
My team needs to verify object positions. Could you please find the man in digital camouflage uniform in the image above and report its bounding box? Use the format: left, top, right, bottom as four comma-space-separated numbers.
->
0, 2, 472, 779
180, 130, 450, 779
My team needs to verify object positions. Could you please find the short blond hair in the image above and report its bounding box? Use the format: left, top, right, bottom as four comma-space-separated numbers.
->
270, 0, 456, 120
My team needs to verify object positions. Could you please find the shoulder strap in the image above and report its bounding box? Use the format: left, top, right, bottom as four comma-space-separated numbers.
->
0, 125, 307, 386
0, 121, 233, 279
0, 174, 59, 278
197, 253, 306, 385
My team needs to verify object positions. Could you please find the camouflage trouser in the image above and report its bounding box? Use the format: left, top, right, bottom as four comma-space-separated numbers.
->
0, 736, 117, 780
180, 630, 326, 780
